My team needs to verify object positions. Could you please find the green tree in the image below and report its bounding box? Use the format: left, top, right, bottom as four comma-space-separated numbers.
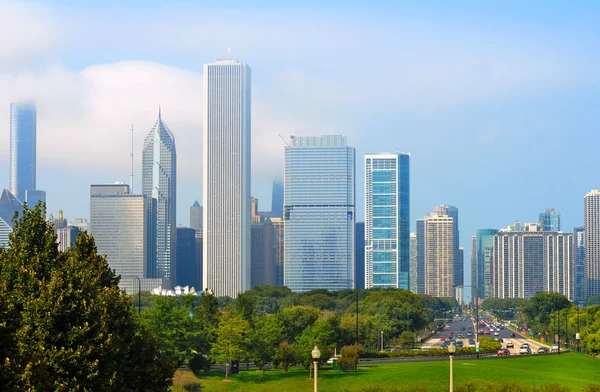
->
248, 315, 284, 376
274, 341, 295, 374
0, 203, 175, 391
338, 344, 364, 371
278, 305, 321, 343
398, 331, 417, 348
293, 316, 340, 369
522, 292, 570, 330
211, 313, 249, 380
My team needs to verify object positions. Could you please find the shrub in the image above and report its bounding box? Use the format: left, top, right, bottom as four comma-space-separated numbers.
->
338, 344, 364, 371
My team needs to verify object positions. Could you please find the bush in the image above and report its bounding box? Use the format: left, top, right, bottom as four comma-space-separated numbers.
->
338, 344, 364, 370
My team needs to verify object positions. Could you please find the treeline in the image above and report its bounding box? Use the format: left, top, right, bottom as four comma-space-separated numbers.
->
138, 286, 459, 376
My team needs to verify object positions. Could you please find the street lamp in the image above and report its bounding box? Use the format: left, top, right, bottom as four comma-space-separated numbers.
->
312, 345, 321, 392
333, 279, 359, 346
448, 342, 456, 392
454, 284, 479, 359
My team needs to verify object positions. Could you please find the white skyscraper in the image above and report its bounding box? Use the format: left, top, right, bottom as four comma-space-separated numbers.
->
203, 58, 251, 297
585, 190, 600, 299
142, 109, 177, 287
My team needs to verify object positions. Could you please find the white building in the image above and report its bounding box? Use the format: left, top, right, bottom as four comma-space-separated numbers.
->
585, 190, 600, 299
202, 58, 251, 297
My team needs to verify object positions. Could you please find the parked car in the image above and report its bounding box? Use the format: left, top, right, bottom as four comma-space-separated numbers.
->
497, 348, 510, 356
538, 347, 550, 354
506, 341, 514, 348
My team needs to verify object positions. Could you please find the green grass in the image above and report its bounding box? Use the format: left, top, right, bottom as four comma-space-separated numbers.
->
181, 352, 600, 392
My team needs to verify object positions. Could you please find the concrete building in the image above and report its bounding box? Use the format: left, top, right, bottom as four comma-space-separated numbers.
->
251, 218, 276, 287
271, 217, 284, 286
539, 208, 561, 232
142, 109, 177, 286
409, 232, 418, 293
0, 189, 24, 248
470, 235, 477, 302
584, 190, 600, 299
175, 227, 200, 289
9, 102, 45, 206
195, 230, 203, 290
415, 219, 426, 295
190, 201, 202, 232
432, 205, 461, 287
573, 226, 585, 303
90, 184, 161, 294
364, 153, 410, 289
203, 58, 251, 298
284, 135, 355, 291
57, 226, 78, 252
355, 222, 365, 290
423, 213, 455, 297
70, 218, 89, 233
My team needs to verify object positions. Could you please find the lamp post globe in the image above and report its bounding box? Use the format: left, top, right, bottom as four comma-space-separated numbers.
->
312, 346, 321, 359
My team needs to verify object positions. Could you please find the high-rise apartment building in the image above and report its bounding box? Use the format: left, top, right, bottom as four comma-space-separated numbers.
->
432, 205, 461, 286
90, 184, 161, 294
474, 229, 497, 300
492, 230, 573, 300
364, 153, 410, 289
9, 102, 45, 206
271, 179, 284, 218
175, 227, 200, 289
409, 232, 418, 293
57, 226, 78, 252
423, 214, 455, 297
251, 218, 276, 287
539, 208, 561, 232
203, 58, 251, 298
584, 190, 600, 299
470, 236, 477, 302
415, 219, 426, 294
190, 201, 202, 232
284, 135, 355, 291
355, 222, 365, 290
573, 226, 585, 302
142, 109, 177, 286
0, 189, 24, 248
271, 217, 284, 286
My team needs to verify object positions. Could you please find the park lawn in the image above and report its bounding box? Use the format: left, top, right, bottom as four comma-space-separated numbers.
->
184, 352, 600, 392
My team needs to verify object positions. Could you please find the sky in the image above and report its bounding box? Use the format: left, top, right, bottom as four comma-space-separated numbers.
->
1, 1, 599, 287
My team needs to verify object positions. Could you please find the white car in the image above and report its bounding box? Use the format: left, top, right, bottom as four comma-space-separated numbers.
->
494, 331, 499, 336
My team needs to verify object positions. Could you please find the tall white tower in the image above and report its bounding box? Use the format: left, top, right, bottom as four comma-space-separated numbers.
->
585, 190, 600, 299
203, 58, 251, 297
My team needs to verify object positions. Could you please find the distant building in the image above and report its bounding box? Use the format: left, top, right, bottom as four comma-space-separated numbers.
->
195, 230, 203, 290
57, 226, 78, 252
409, 232, 417, 293
251, 197, 261, 223
203, 58, 251, 298
9, 102, 46, 206
271, 179, 284, 218
190, 201, 202, 232
573, 226, 585, 302
457, 247, 464, 303
474, 229, 497, 300
364, 153, 410, 289
470, 236, 477, 302
432, 205, 461, 287
70, 218, 89, 233
423, 213, 455, 297
0, 189, 24, 248
284, 135, 355, 291
415, 219, 426, 295
53, 209, 67, 230
584, 190, 600, 299
90, 184, 161, 294
175, 227, 200, 289
251, 218, 276, 287
355, 222, 365, 289
539, 208, 561, 232
271, 217, 284, 286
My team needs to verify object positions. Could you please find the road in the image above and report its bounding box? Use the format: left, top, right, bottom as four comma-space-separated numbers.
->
422, 315, 549, 356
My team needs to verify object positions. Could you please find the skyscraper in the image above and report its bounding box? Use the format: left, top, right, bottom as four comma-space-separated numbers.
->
432, 205, 460, 286
90, 184, 161, 294
364, 153, 410, 289
0, 189, 24, 248
56, 226, 78, 252
416, 219, 426, 294
142, 109, 177, 286
423, 213, 455, 297
190, 201, 202, 232
284, 135, 355, 292
271, 217, 284, 286
470, 235, 477, 302
573, 226, 585, 302
409, 232, 417, 293
584, 190, 600, 299
271, 179, 284, 218
475, 229, 497, 300
203, 58, 251, 298
539, 208, 561, 232
9, 102, 45, 206
355, 222, 365, 290
251, 218, 276, 287
175, 227, 200, 289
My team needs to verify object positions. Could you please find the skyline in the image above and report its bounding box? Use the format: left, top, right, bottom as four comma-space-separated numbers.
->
1, 2, 599, 293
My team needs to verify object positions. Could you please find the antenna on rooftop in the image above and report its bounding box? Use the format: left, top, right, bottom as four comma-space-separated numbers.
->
130, 125, 134, 193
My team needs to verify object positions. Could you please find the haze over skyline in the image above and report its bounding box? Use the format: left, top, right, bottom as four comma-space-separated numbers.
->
1, 1, 599, 291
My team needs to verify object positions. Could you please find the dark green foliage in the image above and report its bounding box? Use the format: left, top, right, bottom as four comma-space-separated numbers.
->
338, 344, 364, 370
274, 341, 295, 374
0, 203, 175, 391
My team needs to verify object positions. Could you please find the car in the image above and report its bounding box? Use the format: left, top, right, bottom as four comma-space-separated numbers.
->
468, 340, 476, 348
510, 332, 516, 337
551, 344, 559, 352
506, 341, 514, 348
449, 332, 454, 336
489, 328, 495, 332
441, 342, 449, 349
495, 337, 504, 343
519, 344, 531, 355
485, 331, 491, 335
538, 347, 550, 354
497, 348, 510, 356
494, 331, 500, 336
440, 337, 446, 341
467, 332, 473, 337
455, 341, 464, 348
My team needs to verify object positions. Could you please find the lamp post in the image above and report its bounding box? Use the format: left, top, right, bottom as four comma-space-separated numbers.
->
448, 342, 456, 392
577, 304, 581, 352
454, 284, 479, 359
333, 279, 359, 346
122, 275, 141, 316
312, 346, 321, 392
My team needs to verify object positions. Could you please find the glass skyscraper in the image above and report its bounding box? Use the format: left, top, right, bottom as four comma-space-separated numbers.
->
573, 226, 585, 302
284, 135, 355, 292
364, 153, 410, 289
475, 229, 497, 300
539, 208, 561, 232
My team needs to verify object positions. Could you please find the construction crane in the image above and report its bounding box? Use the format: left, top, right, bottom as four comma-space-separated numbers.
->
278, 134, 293, 147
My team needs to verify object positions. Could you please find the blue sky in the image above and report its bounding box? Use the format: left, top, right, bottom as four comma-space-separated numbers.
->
0, 1, 599, 286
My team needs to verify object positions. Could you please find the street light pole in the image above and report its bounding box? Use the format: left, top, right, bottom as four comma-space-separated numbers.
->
312, 346, 321, 392
448, 342, 456, 392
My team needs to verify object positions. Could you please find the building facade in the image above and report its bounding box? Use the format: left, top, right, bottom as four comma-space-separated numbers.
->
251, 218, 277, 287
57, 226, 78, 252
190, 201, 202, 232
271, 217, 284, 286
355, 222, 365, 289
142, 109, 177, 286
364, 153, 410, 289
409, 232, 418, 293
470, 235, 477, 302
573, 226, 585, 302
475, 229, 497, 300
584, 190, 600, 299
415, 219, 426, 295
432, 205, 461, 287
284, 135, 355, 291
271, 179, 284, 218
203, 58, 251, 298
175, 227, 200, 289
423, 214, 455, 297
539, 208, 561, 232
0, 189, 24, 248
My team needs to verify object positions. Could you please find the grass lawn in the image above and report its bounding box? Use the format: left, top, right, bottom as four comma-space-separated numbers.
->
178, 352, 600, 392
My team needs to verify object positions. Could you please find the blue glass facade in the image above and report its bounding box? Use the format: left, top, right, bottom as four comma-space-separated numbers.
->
9, 102, 37, 204
365, 153, 410, 289
476, 229, 497, 299
284, 136, 355, 292
539, 208, 560, 231
355, 222, 365, 289
574, 226, 585, 302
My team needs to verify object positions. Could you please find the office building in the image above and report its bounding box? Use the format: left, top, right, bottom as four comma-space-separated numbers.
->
415, 219, 426, 295
70, 218, 89, 233
585, 190, 600, 299
470, 236, 477, 302
57, 226, 78, 252
53, 210, 67, 230
364, 153, 410, 289
355, 222, 365, 289
190, 201, 202, 232
423, 213, 455, 297
175, 227, 200, 289
90, 184, 161, 294
474, 229, 497, 300
573, 226, 585, 302
492, 229, 573, 300
0, 189, 24, 248
271, 217, 284, 286
284, 135, 355, 291
539, 208, 561, 232
251, 218, 276, 287
142, 109, 177, 286
458, 247, 464, 302
432, 205, 461, 286
270, 178, 284, 218
9, 102, 46, 206
409, 232, 417, 293
203, 58, 251, 298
